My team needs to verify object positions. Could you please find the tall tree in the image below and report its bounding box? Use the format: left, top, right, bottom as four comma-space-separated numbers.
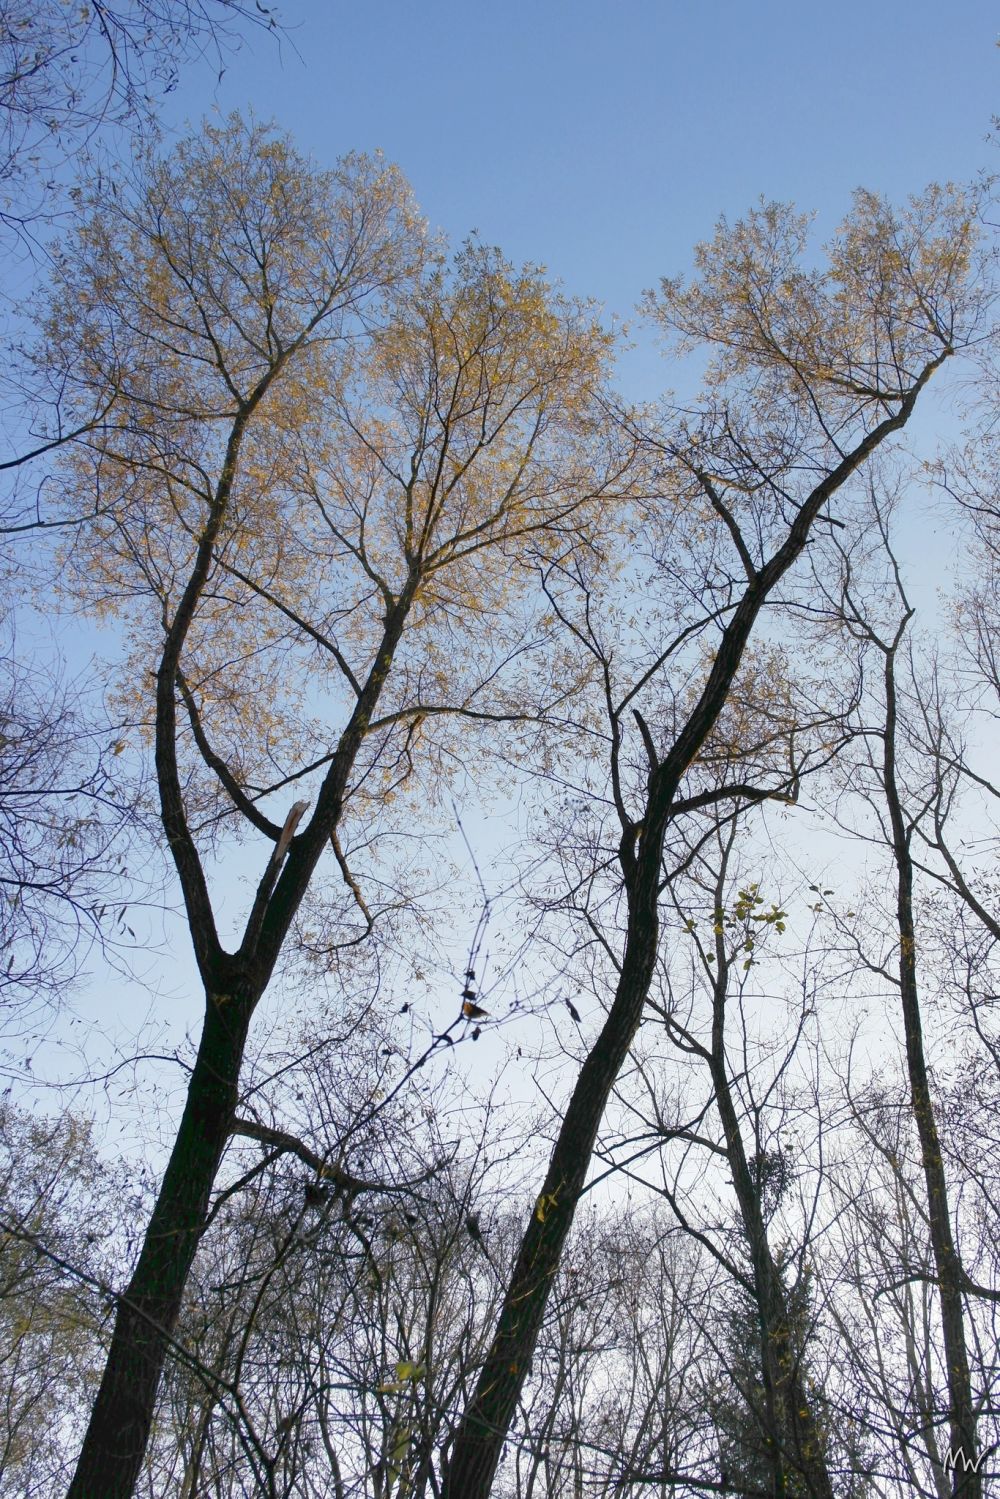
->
39, 115, 624, 1496
828, 516, 985, 1499
440, 184, 985, 1499
658, 833, 838, 1499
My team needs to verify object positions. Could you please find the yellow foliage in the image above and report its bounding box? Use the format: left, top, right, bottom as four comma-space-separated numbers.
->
41, 115, 631, 827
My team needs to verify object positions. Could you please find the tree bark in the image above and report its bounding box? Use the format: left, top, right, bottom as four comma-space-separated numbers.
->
709, 1015, 834, 1499
67, 584, 418, 1497
881, 633, 981, 1499
68, 993, 252, 1499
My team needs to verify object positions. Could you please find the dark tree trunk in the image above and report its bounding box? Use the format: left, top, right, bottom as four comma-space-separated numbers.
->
68, 993, 253, 1499
440, 373, 944, 1499
440, 844, 664, 1499
710, 1025, 834, 1499
882, 635, 981, 1499
67, 584, 418, 1496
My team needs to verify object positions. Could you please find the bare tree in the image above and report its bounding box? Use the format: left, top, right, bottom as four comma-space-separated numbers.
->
440, 183, 986, 1499
826, 517, 985, 1499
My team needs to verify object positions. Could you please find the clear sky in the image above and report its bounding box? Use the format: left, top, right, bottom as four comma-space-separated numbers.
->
163, 0, 998, 389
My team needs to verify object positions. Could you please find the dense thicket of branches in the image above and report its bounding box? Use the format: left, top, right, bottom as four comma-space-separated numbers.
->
1, 48, 999, 1499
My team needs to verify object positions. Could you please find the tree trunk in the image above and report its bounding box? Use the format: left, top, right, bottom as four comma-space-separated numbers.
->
67, 992, 252, 1499
440, 848, 663, 1499
882, 639, 981, 1499
67, 588, 417, 1497
440, 376, 942, 1499
710, 1047, 834, 1499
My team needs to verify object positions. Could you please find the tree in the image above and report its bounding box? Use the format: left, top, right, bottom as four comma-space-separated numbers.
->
440, 184, 986, 1499
39, 114, 625, 1496
0, 0, 285, 1083
709, 1270, 824, 1499
657, 833, 838, 1499
825, 512, 985, 1499
827, 1072, 961, 1499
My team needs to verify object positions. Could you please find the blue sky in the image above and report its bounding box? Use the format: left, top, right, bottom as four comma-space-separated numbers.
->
165, 0, 998, 383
